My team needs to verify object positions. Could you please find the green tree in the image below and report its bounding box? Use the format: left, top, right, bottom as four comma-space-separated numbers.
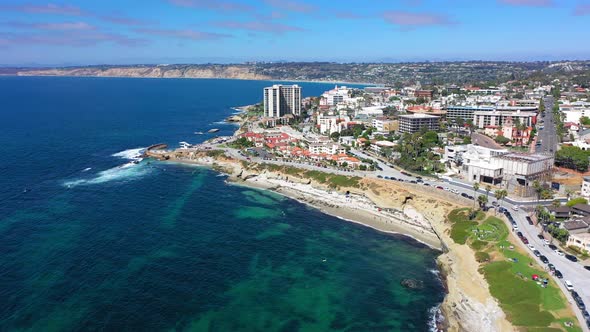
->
477, 194, 488, 208
580, 116, 590, 126
330, 132, 340, 142
494, 135, 510, 145
494, 189, 507, 215
566, 197, 588, 207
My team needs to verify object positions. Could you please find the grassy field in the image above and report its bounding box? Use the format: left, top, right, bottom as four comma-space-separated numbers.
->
448, 208, 581, 332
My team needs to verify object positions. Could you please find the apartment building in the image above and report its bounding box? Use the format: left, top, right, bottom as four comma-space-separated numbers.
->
398, 114, 440, 134
263, 84, 302, 118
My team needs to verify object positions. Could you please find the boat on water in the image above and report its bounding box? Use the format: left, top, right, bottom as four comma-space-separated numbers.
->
207, 128, 220, 133
194, 131, 204, 135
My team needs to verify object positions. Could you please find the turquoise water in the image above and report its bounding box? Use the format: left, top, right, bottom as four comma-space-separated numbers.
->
0, 77, 444, 331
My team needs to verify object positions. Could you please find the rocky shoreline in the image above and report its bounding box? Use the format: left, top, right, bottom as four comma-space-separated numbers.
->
145, 147, 514, 331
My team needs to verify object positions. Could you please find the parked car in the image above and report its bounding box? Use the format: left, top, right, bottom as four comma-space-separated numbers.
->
526, 216, 533, 225
548, 244, 557, 251
522, 237, 529, 244
543, 239, 550, 245
540, 255, 549, 264
575, 297, 586, 311
565, 280, 574, 291
554, 270, 563, 278
556, 250, 564, 257
565, 254, 578, 262
584, 266, 590, 271
533, 250, 541, 257
537, 234, 545, 240
517, 231, 524, 238
548, 263, 555, 271
512, 205, 519, 211
527, 244, 536, 251
461, 193, 469, 198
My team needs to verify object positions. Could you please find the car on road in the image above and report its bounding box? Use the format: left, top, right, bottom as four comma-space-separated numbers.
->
522, 237, 529, 244
548, 244, 557, 251
533, 250, 541, 257
377, 175, 383, 178
565, 280, 574, 291
539, 255, 549, 264
527, 244, 536, 251
512, 205, 519, 211
517, 231, 523, 238
548, 263, 555, 271
565, 254, 578, 262
512, 224, 519, 231
554, 270, 563, 278
584, 266, 590, 271
436, 186, 444, 190
556, 250, 564, 256
543, 239, 550, 245
526, 216, 533, 225
537, 234, 545, 240
575, 297, 586, 311
461, 193, 469, 198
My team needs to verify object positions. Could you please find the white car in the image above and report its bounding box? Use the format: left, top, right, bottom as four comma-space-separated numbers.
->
556, 250, 564, 256
512, 205, 519, 211
527, 244, 536, 251
543, 239, 550, 245
564, 280, 574, 291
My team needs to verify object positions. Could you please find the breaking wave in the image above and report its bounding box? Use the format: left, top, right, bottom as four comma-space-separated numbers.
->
63, 148, 149, 187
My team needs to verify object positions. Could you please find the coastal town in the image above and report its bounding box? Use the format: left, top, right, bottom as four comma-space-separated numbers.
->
147, 78, 590, 331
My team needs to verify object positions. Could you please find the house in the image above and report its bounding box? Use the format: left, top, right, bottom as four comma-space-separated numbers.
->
572, 203, 590, 217
548, 206, 572, 219
566, 233, 590, 252
563, 219, 589, 234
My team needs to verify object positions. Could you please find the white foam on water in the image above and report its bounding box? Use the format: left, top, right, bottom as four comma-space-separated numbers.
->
112, 147, 145, 160
63, 147, 149, 187
428, 303, 444, 332
64, 163, 150, 187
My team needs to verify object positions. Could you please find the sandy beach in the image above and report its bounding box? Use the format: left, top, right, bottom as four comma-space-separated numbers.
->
239, 173, 443, 249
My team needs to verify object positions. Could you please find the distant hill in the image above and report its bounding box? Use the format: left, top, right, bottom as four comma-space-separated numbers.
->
5, 61, 590, 85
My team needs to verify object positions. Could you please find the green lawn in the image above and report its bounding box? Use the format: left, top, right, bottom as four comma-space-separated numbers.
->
448, 209, 580, 331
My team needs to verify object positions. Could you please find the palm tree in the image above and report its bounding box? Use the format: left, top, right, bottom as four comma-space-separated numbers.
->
478, 195, 488, 209
494, 189, 507, 215
473, 182, 480, 208
485, 185, 492, 202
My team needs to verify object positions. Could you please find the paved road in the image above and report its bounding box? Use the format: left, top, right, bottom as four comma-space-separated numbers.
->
537, 96, 559, 154
510, 208, 590, 331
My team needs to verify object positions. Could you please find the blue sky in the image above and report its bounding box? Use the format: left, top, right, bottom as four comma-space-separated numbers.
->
0, 0, 589, 65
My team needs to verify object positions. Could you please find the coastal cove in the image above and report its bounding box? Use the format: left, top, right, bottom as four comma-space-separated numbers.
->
1, 76, 449, 331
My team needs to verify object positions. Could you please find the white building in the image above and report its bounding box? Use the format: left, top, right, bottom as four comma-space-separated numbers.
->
582, 177, 590, 199
308, 142, 346, 155
317, 115, 349, 135
264, 84, 302, 118
355, 106, 384, 117
473, 110, 537, 129
462, 145, 508, 185
321, 86, 351, 106
566, 233, 590, 252
443, 145, 469, 163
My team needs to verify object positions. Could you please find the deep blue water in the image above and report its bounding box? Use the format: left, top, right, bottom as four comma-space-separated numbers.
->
0, 77, 444, 331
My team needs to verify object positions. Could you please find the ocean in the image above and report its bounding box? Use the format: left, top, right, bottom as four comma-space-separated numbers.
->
0, 76, 445, 331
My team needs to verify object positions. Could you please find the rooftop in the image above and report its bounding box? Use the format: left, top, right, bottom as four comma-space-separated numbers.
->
495, 153, 553, 163
563, 219, 589, 231
399, 113, 440, 119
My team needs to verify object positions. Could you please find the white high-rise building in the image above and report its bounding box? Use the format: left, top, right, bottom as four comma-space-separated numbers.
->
263, 84, 302, 118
